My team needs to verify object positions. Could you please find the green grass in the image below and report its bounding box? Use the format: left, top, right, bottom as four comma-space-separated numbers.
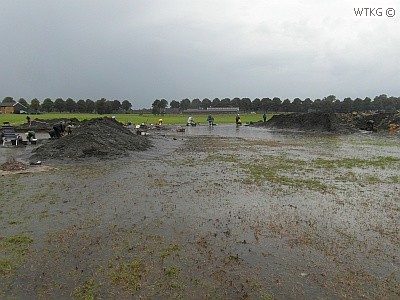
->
0, 113, 270, 126
313, 156, 400, 169
72, 279, 96, 300
110, 259, 146, 293
0, 234, 33, 275
164, 266, 180, 277
160, 244, 180, 260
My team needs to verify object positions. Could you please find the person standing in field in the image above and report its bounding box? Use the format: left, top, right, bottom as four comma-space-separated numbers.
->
26, 116, 31, 126
207, 114, 214, 126
262, 113, 267, 123
235, 114, 242, 126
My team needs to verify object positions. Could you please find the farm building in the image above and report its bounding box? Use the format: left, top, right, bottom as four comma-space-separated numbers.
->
0, 102, 29, 114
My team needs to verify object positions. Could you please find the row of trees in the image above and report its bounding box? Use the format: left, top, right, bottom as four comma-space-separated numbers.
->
3, 94, 400, 114
1, 97, 132, 114
152, 94, 400, 113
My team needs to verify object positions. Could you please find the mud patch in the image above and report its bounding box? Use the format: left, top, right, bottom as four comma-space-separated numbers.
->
1, 128, 399, 299
0, 165, 57, 176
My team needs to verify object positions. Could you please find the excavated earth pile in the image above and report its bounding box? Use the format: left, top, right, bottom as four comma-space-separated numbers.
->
262, 112, 400, 133
31, 118, 152, 160
264, 112, 342, 132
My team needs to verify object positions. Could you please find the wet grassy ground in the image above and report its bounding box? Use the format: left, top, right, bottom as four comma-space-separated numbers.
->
1, 127, 399, 299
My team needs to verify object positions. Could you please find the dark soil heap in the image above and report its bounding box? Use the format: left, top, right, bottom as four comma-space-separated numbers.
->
265, 112, 341, 131
31, 118, 152, 160
262, 112, 400, 133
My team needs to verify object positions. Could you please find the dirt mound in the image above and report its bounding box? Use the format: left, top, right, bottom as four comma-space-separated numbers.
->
264, 112, 344, 132
31, 118, 152, 160
350, 112, 400, 130
261, 112, 400, 133
1, 158, 29, 171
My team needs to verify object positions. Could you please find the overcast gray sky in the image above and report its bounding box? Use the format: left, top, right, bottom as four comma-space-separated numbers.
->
1, 0, 399, 108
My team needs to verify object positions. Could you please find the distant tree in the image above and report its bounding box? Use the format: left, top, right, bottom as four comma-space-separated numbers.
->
54, 98, 65, 112
169, 100, 180, 109
191, 98, 202, 109
220, 98, 231, 107
292, 98, 302, 112
240, 98, 252, 112
18, 98, 29, 108
76, 99, 86, 113
271, 97, 282, 112
152, 99, 161, 115
2, 96, 14, 103
321, 95, 336, 112
313, 98, 322, 111
231, 97, 240, 108
353, 98, 363, 112
65, 98, 76, 113
180, 98, 191, 110
303, 98, 312, 112
363, 97, 372, 111
160, 99, 168, 109
201, 98, 211, 109
281, 99, 291, 112
342, 97, 353, 113
104, 101, 113, 114
42, 98, 54, 112
260, 98, 271, 112
333, 99, 342, 112
373, 94, 387, 111
392, 97, 400, 110
95, 98, 107, 114
121, 100, 132, 111
112, 100, 121, 112
325, 95, 336, 102
85, 99, 95, 113
381, 95, 394, 111
386, 97, 397, 112
252, 98, 261, 112
30, 98, 41, 112
393, 97, 400, 110
212, 98, 221, 107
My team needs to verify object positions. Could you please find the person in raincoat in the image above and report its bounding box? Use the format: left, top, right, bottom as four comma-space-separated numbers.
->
187, 116, 196, 126
235, 114, 242, 126
207, 114, 214, 126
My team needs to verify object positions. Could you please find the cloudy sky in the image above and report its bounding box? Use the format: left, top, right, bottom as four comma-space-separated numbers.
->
1, 0, 399, 108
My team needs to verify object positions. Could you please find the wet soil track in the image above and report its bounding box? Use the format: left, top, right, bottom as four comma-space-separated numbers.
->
0, 114, 399, 299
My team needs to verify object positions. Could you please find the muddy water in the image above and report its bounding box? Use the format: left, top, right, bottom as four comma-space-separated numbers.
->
0, 126, 399, 299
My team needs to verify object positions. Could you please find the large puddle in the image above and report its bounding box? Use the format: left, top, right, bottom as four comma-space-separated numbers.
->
1, 125, 399, 299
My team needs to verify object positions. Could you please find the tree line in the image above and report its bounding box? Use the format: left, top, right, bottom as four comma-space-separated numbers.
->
151, 94, 400, 114
2, 94, 400, 114
1, 97, 132, 114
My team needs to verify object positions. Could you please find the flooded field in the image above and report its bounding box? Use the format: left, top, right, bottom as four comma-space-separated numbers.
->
1, 125, 399, 299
